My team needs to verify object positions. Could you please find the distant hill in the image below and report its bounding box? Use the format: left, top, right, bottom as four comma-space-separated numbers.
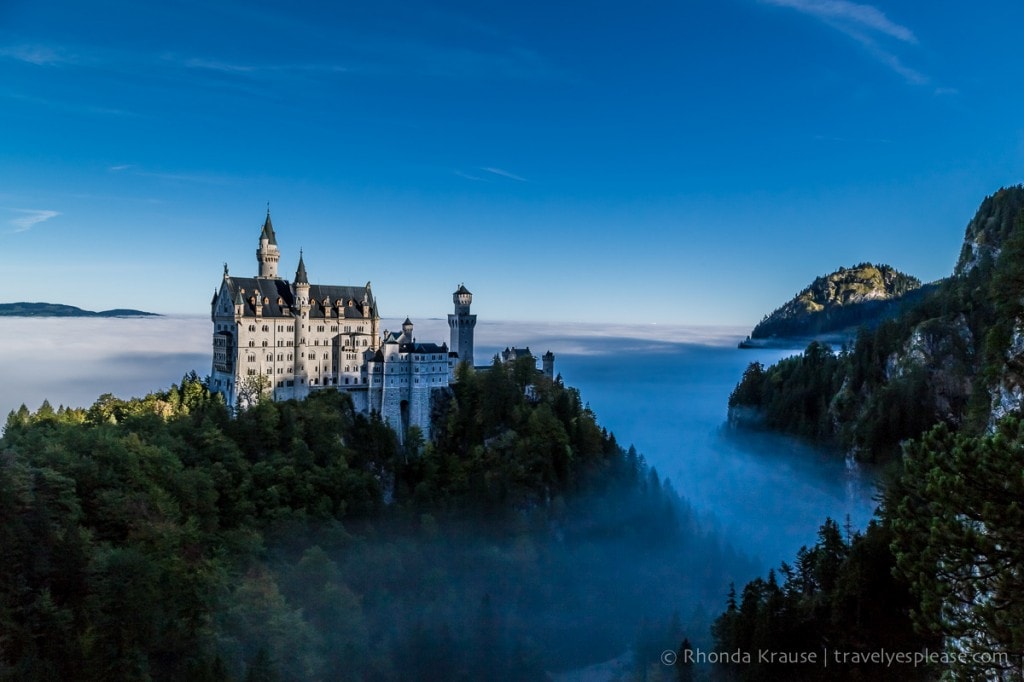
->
742, 263, 923, 344
0, 302, 159, 317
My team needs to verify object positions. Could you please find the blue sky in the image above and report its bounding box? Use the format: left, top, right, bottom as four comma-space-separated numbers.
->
2, 0, 1023, 324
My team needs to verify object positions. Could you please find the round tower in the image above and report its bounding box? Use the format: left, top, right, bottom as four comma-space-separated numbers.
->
293, 250, 310, 308
448, 284, 476, 368
256, 209, 280, 278
542, 350, 555, 380
402, 317, 414, 343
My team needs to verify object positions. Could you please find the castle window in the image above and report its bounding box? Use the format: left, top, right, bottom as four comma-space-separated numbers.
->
277, 381, 283, 387
249, 341, 255, 347
247, 369, 255, 376
248, 325, 256, 332
288, 354, 293, 360
266, 369, 272, 375
262, 325, 269, 332
277, 325, 283, 332
262, 341, 268, 347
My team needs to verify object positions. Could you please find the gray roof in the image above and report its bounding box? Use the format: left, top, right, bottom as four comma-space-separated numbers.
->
294, 252, 308, 284
260, 212, 277, 245
455, 284, 471, 295
224, 276, 377, 319
402, 342, 448, 354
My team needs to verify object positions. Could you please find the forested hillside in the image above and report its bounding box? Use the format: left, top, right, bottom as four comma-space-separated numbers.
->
716, 187, 1024, 680
730, 187, 1024, 461
1, 361, 744, 681
746, 263, 922, 341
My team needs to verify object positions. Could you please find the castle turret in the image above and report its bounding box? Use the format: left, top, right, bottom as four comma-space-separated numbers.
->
448, 284, 476, 368
402, 317, 414, 343
293, 250, 310, 308
256, 210, 280, 278
292, 251, 310, 398
543, 350, 555, 380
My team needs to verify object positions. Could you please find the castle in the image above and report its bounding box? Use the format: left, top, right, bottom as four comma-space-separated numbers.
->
210, 212, 553, 439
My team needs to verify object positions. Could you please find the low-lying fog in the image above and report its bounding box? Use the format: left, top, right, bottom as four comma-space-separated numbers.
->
0, 315, 874, 570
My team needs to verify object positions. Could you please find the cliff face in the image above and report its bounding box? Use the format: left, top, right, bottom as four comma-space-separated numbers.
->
730, 186, 1024, 460
955, 186, 1024, 275
749, 263, 921, 340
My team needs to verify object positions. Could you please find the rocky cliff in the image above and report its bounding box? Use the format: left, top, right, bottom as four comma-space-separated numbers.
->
748, 263, 921, 341
730, 185, 1024, 460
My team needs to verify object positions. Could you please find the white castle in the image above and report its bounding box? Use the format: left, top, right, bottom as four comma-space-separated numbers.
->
210, 212, 552, 439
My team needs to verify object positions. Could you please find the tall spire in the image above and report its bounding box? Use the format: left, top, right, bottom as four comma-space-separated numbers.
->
295, 249, 308, 284
260, 208, 277, 245
256, 208, 280, 278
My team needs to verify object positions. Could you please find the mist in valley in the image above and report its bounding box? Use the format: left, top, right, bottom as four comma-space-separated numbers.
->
0, 316, 877, 676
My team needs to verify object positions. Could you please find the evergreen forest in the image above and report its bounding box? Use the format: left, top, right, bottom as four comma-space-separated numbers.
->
717, 187, 1024, 680
1, 360, 748, 681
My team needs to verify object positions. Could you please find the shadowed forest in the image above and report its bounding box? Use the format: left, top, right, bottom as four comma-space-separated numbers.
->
1, 360, 752, 681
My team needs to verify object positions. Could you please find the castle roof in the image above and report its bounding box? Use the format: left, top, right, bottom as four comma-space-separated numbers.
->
260, 211, 277, 245
222, 276, 377, 319
294, 251, 308, 285
455, 284, 471, 295
401, 342, 448, 355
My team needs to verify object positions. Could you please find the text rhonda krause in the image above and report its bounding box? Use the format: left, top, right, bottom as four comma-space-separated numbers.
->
683, 648, 1013, 668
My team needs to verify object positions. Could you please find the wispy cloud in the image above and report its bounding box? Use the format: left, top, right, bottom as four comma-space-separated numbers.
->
0, 44, 76, 66
763, 0, 916, 43
481, 167, 528, 182
180, 57, 350, 76
761, 0, 928, 84
9, 209, 60, 233
454, 170, 487, 182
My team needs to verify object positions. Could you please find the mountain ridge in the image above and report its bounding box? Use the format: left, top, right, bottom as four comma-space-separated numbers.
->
744, 263, 923, 343
0, 302, 159, 317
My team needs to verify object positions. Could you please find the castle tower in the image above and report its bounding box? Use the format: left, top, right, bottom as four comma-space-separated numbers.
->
542, 351, 555, 380
293, 250, 310, 307
293, 251, 310, 398
401, 317, 414, 343
256, 210, 280, 278
448, 284, 476, 368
